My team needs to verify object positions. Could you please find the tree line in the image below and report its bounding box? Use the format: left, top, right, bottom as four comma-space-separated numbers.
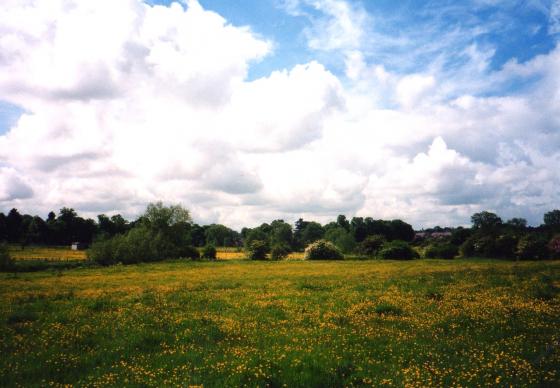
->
0, 206, 415, 250
1, 204, 560, 264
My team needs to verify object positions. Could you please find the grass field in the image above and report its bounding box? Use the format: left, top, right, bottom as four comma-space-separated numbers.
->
6, 245, 303, 261
8, 245, 87, 261
1, 259, 559, 387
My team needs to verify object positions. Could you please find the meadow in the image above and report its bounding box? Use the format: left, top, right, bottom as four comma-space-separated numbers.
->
6, 245, 302, 262
8, 246, 88, 261
0, 258, 559, 387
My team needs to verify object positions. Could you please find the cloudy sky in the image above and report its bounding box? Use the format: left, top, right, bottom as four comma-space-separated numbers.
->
1, 0, 559, 229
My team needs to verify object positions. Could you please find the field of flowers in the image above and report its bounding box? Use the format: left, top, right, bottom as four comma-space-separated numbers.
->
0, 259, 559, 387
8, 245, 87, 261
215, 248, 305, 260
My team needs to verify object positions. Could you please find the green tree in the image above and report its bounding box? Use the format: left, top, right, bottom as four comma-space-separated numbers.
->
244, 228, 269, 250
506, 218, 527, 230
247, 240, 270, 260
270, 220, 293, 248
325, 227, 356, 253
544, 210, 560, 229
389, 220, 415, 241
336, 215, 350, 231
350, 217, 367, 242
205, 224, 239, 247
0, 213, 7, 242
301, 222, 324, 246
6, 208, 23, 243
471, 211, 502, 230
358, 235, 386, 257
144, 202, 192, 232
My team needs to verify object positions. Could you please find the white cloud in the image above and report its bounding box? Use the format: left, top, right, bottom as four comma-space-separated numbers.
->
0, 0, 559, 229
303, 0, 368, 51
0, 167, 34, 201
550, 0, 560, 34
395, 74, 437, 109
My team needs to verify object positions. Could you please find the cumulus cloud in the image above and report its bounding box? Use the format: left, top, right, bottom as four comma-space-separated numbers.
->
0, 0, 559, 228
550, 0, 560, 34
0, 167, 34, 202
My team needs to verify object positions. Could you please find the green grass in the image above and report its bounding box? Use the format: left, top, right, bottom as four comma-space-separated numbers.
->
0, 259, 559, 387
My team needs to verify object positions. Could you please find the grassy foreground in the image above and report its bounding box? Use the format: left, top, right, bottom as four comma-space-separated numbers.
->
0, 259, 559, 387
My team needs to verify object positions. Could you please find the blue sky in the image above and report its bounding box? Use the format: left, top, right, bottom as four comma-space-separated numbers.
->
1, 0, 557, 132
143, 0, 559, 82
0, 0, 559, 228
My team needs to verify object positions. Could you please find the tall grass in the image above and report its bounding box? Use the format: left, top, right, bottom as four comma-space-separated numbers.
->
0, 259, 559, 386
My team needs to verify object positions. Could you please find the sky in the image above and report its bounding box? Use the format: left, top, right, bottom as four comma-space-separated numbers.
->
0, 0, 559, 229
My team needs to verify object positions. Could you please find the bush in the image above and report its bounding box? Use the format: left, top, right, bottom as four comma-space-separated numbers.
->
304, 240, 344, 260
324, 227, 356, 253
358, 235, 386, 257
460, 235, 497, 258
88, 226, 200, 265
378, 240, 418, 260
425, 243, 459, 259
88, 237, 121, 266
548, 235, 560, 258
178, 245, 201, 259
116, 227, 162, 264
0, 243, 15, 271
516, 234, 549, 260
270, 244, 290, 260
494, 234, 519, 258
247, 240, 270, 260
200, 245, 217, 260
459, 237, 476, 257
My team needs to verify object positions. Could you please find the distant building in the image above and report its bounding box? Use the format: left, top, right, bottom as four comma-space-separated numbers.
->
71, 242, 87, 250
414, 231, 452, 241
431, 232, 452, 239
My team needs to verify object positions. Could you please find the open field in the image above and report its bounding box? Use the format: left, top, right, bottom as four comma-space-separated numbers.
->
1, 259, 559, 387
7, 245, 304, 262
214, 248, 305, 260
8, 245, 87, 261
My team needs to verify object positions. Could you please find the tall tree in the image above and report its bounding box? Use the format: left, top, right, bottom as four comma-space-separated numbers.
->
336, 215, 350, 231
0, 213, 7, 241
544, 210, 560, 229
270, 220, 293, 248
350, 217, 367, 242
6, 208, 23, 243
471, 211, 502, 230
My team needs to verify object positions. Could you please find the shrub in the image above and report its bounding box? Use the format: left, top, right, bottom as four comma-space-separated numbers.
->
494, 234, 519, 258
270, 244, 290, 260
115, 227, 160, 264
548, 235, 560, 258
378, 240, 418, 260
324, 227, 356, 253
0, 243, 15, 271
247, 240, 270, 260
460, 235, 498, 258
178, 244, 200, 259
450, 227, 472, 246
304, 240, 344, 260
472, 236, 498, 257
88, 226, 200, 266
200, 245, 217, 260
358, 235, 386, 257
516, 234, 549, 260
459, 237, 476, 257
88, 237, 120, 266
425, 243, 459, 259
